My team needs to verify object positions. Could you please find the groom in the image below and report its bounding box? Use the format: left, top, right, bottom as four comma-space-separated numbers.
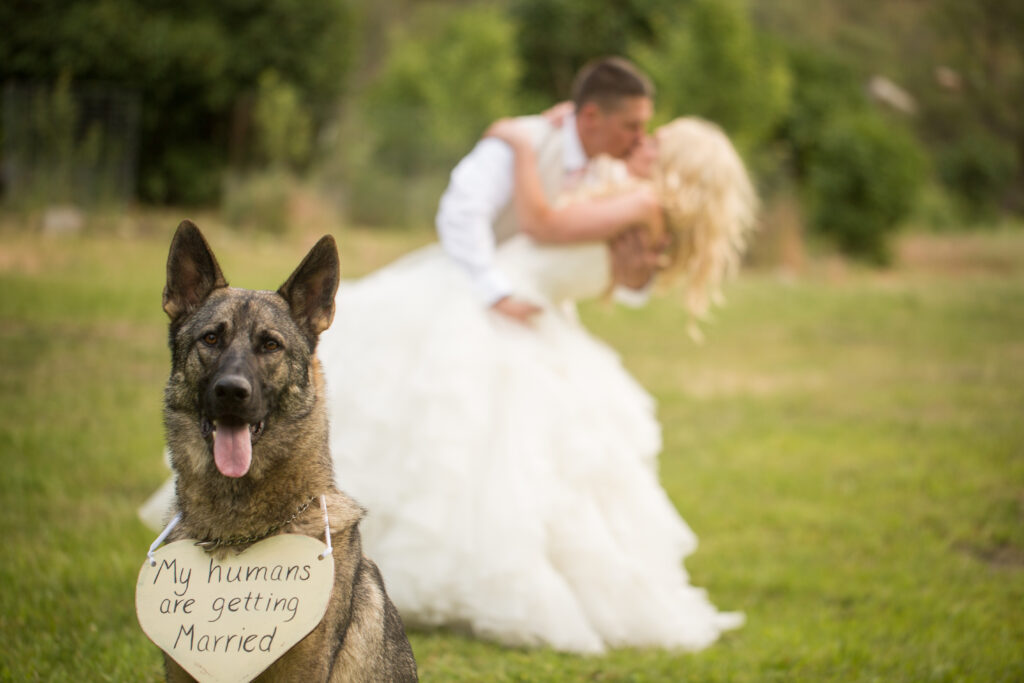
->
435, 56, 661, 323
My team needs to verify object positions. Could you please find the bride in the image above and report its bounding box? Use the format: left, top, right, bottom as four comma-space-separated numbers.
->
314, 115, 757, 653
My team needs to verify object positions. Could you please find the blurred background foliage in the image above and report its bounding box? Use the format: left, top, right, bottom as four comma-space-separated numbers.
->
1, 0, 1022, 261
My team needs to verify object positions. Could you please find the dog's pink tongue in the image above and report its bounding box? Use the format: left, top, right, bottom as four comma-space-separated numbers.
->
213, 422, 252, 478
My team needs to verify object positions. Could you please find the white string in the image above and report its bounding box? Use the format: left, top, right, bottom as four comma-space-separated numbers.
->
147, 513, 182, 566
318, 495, 333, 560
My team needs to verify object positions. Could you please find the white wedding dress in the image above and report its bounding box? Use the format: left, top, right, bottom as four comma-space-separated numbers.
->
316, 233, 743, 654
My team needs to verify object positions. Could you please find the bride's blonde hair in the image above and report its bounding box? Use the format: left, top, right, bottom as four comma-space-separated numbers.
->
570, 117, 756, 337
653, 118, 758, 331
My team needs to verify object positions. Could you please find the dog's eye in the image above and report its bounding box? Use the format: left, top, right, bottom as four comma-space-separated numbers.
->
262, 339, 281, 352
202, 332, 219, 347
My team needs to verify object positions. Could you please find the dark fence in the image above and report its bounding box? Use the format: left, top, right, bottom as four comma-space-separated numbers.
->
2, 80, 140, 207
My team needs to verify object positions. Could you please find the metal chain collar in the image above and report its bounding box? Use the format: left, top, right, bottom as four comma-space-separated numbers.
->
193, 495, 319, 551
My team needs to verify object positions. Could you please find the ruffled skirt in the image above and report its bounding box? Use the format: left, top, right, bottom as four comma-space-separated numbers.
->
316, 245, 742, 653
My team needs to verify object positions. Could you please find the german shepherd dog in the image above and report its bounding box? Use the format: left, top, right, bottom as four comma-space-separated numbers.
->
159, 221, 417, 681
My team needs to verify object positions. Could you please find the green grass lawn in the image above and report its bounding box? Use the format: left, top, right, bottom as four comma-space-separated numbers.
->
1, 220, 1022, 681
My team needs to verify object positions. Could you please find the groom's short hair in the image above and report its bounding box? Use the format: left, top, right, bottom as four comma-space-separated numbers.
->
571, 57, 655, 113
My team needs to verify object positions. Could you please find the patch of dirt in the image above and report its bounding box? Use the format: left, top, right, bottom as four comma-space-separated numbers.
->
0, 226, 79, 275
680, 369, 827, 399
954, 540, 1024, 570
896, 232, 1024, 277
0, 242, 46, 275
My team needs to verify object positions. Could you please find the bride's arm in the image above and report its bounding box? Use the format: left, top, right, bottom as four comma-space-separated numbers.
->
485, 119, 662, 244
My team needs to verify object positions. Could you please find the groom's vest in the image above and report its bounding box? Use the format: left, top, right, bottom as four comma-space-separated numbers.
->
492, 116, 566, 243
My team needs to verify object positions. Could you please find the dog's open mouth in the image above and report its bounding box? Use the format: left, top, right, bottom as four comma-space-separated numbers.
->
201, 417, 265, 478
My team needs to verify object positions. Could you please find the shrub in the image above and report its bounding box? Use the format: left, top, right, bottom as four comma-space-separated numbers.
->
146, 144, 224, 207
936, 131, 1019, 222
254, 70, 312, 171
780, 47, 865, 177
345, 168, 449, 229
221, 169, 293, 235
806, 112, 926, 263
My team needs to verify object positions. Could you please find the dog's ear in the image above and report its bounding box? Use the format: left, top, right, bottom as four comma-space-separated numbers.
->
163, 220, 229, 323
277, 235, 340, 343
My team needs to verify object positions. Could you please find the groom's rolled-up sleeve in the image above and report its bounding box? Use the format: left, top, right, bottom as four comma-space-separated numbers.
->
436, 138, 515, 306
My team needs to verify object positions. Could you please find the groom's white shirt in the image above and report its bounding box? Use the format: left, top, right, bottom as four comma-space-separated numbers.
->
436, 114, 587, 305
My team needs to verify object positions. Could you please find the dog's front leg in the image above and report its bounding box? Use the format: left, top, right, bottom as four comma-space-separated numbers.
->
257, 626, 333, 681
163, 655, 196, 682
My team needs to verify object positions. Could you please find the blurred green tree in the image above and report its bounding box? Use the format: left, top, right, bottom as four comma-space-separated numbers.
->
922, 0, 1024, 215
511, 0, 682, 105
630, 0, 791, 153
751, 0, 1024, 220
364, 4, 520, 175
0, 0, 355, 204
343, 3, 520, 226
779, 46, 864, 179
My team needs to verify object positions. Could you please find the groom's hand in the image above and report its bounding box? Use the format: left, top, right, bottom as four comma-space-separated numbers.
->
491, 296, 542, 325
610, 227, 669, 290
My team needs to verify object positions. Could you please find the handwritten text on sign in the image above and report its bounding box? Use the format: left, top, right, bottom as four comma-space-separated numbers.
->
136, 535, 334, 683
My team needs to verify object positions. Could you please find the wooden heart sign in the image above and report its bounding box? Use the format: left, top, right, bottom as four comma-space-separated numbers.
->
136, 534, 334, 683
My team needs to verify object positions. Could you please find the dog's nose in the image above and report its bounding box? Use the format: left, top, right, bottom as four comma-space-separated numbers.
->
213, 375, 252, 403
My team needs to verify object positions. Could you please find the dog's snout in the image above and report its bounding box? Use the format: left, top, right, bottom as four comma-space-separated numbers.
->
205, 350, 264, 423
213, 375, 252, 403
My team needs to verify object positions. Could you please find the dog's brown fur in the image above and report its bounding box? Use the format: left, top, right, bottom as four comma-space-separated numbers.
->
159, 220, 417, 682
